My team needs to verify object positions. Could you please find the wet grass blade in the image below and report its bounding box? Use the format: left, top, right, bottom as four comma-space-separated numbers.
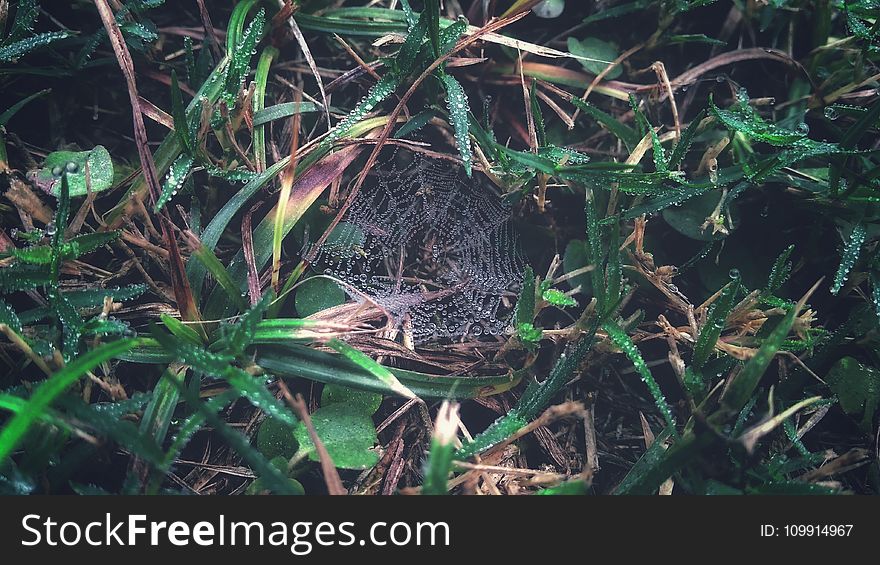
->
0, 338, 140, 463
254, 344, 524, 399
327, 338, 416, 399
604, 322, 676, 431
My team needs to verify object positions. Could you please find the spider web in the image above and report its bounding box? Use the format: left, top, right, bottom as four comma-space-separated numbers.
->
309, 148, 527, 343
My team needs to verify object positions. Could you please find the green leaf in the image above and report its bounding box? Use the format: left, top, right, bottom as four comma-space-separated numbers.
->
421, 402, 458, 495
50, 287, 83, 362
150, 326, 233, 374
32, 146, 115, 198
173, 379, 298, 495
585, 193, 605, 312
169, 70, 194, 154
826, 357, 880, 432
325, 73, 398, 144
255, 344, 522, 399
154, 152, 194, 212
138, 366, 184, 468
440, 72, 473, 176
293, 403, 378, 470
563, 239, 592, 294
710, 93, 807, 146
457, 321, 600, 459
256, 416, 299, 460
567, 37, 621, 79
665, 34, 726, 46
222, 366, 297, 427
613, 427, 673, 494
327, 338, 415, 399
535, 479, 590, 495
7, 0, 39, 42
221, 8, 265, 111
569, 97, 639, 151
321, 384, 382, 416
720, 303, 802, 416
0, 264, 53, 291
0, 299, 23, 335
189, 233, 248, 312
662, 190, 725, 241
667, 109, 707, 170
394, 6, 428, 75
186, 158, 289, 303
830, 223, 866, 295
396, 109, 437, 138
425, 0, 441, 57
692, 277, 740, 370
252, 102, 323, 126
515, 265, 536, 327
542, 288, 577, 308
219, 292, 273, 356
765, 245, 795, 294
604, 322, 676, 430
0, 31, 72, 62
160, 313, 203, 346
295, 277, 346, 317
0, 338, 139, 463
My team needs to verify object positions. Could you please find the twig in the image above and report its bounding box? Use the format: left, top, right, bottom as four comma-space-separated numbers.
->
93, 0, 161, 205
279, 383, 346, 495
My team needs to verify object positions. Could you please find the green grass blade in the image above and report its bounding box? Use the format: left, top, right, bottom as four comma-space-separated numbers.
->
0, 338, 140, 462
830, 223, 865, 295
692, 277, 740, 369
327, 338, 416, 399
604, 321, 676, 430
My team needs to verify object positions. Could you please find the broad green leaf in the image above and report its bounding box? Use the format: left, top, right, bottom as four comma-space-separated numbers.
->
567, 37, 621, 79
293, 403, 378, 470
321, 384, 382, 416
826, 357, 880, 432
256, 417, 299, 460
295, 277, 346, 317
662, 190, 726, 241
31, 145, 114, 198
563, 239, 592, 294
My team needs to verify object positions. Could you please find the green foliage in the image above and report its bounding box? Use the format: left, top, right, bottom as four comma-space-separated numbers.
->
31, 146, 115, 198
1, 0, 878, 496
604, 322, 676, 430
0, 339, 140, 463
295, 277, 346, 317
292, 390, 379, 470
567, 37, 622, 79
826, 357, 880, 432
